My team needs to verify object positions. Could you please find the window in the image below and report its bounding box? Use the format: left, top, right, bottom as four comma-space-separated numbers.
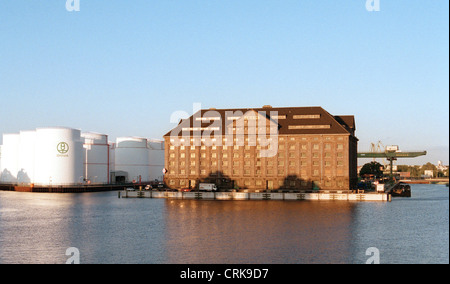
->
288, 125, 330, 130
293, 114, 321, 119
337, 144, 344, 150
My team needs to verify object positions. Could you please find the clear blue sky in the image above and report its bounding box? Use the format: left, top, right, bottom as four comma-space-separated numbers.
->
0, 0, 448, 165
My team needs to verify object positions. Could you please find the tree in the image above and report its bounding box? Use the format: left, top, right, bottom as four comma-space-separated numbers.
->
360, 161, 384, 179
421, 162, 438, 177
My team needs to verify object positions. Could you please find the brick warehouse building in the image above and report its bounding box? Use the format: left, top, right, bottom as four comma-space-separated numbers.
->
163, 106, 358, 191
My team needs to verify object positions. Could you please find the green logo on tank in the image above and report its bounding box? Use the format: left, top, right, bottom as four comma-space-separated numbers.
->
57, 142, 70, 154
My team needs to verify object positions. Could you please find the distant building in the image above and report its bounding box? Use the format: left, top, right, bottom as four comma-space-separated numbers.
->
423, 170, 434, 178
163, 106, 358, 191
437, 160, 448, 172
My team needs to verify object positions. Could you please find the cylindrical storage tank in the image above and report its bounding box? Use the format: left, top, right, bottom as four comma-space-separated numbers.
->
0, 133, 20, 183
109, 142, 116, 172
18, 130, 37, 184
115, 137, 150, 183
34, 127, 84, 186
147, 140, 165, 182
82, 132, 109, 184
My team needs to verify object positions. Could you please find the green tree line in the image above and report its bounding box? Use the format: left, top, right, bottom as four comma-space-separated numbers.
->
360, 162, 449, 178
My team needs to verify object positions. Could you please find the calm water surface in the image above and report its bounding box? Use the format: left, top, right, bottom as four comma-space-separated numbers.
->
0, 184, 448, 264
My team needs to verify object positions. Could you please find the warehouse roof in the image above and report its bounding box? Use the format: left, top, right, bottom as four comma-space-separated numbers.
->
164, 106, 356, 138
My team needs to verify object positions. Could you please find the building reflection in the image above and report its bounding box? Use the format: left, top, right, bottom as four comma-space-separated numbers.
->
162, 200, 356, 264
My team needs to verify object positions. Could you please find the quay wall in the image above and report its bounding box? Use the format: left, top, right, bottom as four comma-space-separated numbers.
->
121, 190, 390, 202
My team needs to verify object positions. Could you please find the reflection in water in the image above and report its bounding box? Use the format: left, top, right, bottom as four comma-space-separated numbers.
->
163, 200, 355, 264
0, 185, 448, 264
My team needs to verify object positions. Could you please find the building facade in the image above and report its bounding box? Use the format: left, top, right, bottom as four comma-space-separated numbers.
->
163, 106, 358, 191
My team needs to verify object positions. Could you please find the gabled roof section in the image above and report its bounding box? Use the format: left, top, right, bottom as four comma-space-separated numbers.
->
164, 106, 356, 138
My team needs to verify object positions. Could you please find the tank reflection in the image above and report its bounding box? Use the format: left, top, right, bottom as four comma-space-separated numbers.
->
163, 200, 355, 264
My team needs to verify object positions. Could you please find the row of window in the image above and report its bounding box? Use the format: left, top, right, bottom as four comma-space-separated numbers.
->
168, 178, 346, 188
169, 136, 345, 145
193, 114, 321, 121
169, 160, 345, 167
169, 167, 345, 177
169, 151, 346, 159
170, 143, 345, 151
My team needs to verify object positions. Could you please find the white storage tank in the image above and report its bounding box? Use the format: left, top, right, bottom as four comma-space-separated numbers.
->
115, 137, 150, 183
148, 139, 165, 182
33, 127, 84, 185
82, 132, 110, 184
18, 130, 37, 184
0, 133, 20, 183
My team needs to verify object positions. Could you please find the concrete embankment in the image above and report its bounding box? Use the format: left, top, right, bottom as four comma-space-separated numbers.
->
120, 190, 391, 202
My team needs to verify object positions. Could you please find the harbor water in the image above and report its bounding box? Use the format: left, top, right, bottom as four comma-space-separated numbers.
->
0, 184, 448, 264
